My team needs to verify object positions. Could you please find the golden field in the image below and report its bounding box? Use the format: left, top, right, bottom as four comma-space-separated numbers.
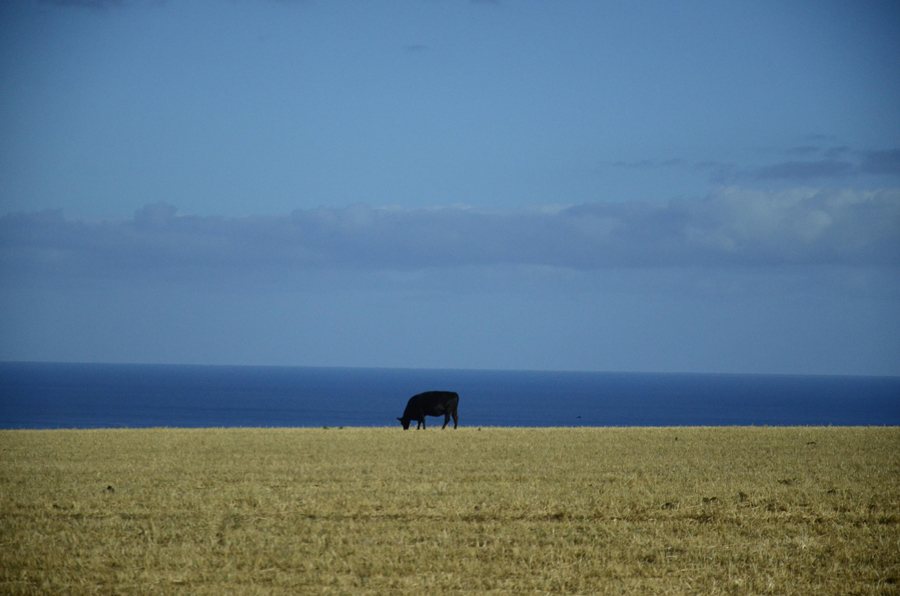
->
1, 426, 898, 595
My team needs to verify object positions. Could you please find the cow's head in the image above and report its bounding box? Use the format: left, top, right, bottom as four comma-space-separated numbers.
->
397, 417, 410, 430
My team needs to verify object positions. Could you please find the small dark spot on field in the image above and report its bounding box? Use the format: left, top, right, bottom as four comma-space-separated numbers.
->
778, 478, 794, 485
806, 441, 816, 445
106, 485, 114, 493
662, 502, 677, 510
702, 497, 718, 504
738, 491, 749, 502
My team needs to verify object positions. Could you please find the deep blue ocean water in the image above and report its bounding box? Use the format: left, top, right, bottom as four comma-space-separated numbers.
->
1, 362, 898, 429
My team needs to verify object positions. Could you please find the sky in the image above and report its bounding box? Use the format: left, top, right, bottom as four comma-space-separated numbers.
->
1, 0, 899, 375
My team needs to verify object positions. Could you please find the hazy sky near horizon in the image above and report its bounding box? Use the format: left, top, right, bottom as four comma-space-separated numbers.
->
1, 0, 899, 374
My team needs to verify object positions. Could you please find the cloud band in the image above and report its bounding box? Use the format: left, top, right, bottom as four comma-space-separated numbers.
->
2, 187, 898, 279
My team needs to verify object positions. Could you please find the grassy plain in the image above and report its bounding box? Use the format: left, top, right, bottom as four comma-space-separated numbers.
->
1, 426, 898, 595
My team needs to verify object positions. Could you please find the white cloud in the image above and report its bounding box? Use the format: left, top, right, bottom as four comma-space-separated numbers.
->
1, 187, 898, 281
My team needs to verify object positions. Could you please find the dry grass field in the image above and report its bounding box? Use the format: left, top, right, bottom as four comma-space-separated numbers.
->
1, 426, 898, 595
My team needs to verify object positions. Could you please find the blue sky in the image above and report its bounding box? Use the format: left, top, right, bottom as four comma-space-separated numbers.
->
1, 0, 899, 374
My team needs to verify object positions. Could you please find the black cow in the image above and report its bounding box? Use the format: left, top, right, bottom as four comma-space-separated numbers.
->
398, 391, 459, 430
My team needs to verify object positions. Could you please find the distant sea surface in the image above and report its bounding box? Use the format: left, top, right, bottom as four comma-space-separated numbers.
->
1, 362, 898, 429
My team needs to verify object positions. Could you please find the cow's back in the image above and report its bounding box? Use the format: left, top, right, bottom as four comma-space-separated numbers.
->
417, 391, 458, 416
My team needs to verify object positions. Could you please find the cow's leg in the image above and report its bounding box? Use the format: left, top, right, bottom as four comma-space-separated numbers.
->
442, 412, 450, 429
417, 418, 425, 430
451, 411, 458, 429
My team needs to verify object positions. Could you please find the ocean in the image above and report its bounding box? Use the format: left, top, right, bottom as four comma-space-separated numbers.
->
1, 361, 898, 429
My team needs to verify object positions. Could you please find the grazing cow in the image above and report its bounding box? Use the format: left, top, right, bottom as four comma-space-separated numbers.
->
398, 391, 459, 430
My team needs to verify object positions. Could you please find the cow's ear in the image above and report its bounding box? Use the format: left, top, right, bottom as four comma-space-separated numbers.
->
397, 418, 402, 422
